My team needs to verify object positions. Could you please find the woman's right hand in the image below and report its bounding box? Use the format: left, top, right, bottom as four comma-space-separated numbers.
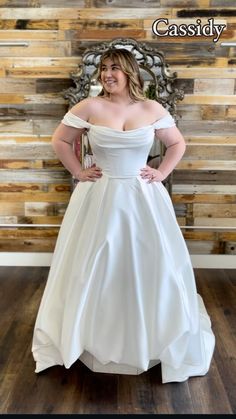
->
76, 164, 103, 182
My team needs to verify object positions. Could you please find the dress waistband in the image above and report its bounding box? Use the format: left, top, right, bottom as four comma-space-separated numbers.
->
102, 172, 139, 179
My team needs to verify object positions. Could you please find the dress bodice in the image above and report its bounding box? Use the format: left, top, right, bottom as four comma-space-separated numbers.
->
62, 111, 175, 178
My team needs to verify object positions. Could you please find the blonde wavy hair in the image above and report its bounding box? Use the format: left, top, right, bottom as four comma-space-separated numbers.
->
97, 48, 145, 102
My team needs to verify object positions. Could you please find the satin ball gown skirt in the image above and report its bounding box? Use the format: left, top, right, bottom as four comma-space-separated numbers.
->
32, 112, 215, 383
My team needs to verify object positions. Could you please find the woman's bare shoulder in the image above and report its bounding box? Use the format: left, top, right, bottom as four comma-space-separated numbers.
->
69, 97, 102, 120
142, 99, 167, 118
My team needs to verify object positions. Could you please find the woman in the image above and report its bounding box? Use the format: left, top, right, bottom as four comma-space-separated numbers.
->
32, 48, 215, 383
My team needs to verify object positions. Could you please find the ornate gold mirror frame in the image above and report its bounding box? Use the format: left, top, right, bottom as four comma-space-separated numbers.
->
63, 38, 184, 195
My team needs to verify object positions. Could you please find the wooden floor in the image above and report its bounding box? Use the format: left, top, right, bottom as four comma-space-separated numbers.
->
0, 266, 235, 414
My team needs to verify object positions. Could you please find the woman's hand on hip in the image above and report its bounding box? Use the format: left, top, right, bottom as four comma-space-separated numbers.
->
140, 166, 164, 183
76, 164, 103, 182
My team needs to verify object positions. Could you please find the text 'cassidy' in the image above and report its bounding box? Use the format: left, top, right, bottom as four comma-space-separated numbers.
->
152, 18, 226, 43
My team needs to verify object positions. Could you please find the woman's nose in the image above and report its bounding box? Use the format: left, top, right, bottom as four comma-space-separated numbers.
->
105, 68, 112, 76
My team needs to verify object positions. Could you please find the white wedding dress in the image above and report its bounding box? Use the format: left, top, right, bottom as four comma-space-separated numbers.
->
32, 111, 215, 383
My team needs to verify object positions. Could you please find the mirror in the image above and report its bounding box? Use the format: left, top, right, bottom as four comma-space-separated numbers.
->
63, 38, 184, 194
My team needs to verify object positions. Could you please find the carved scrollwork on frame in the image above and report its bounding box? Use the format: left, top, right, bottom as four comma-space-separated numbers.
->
63, 37, 184, 119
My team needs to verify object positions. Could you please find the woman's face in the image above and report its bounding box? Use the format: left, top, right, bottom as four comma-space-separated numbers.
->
100, 58, 128, 95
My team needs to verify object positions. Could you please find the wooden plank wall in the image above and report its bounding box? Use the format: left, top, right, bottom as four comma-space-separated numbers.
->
0, 0, 235, 255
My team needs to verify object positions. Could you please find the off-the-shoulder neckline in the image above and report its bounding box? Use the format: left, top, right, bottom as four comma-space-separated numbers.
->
68, 111, 172, 133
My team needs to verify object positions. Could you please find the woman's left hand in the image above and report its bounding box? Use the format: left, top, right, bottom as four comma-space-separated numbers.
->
140, 166, 165, 183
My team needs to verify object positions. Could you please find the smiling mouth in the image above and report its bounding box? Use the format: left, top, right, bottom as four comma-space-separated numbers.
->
105, 80, 116, 86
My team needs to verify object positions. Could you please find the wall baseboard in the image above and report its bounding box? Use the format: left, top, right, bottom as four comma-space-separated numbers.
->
0, 252, 235, 269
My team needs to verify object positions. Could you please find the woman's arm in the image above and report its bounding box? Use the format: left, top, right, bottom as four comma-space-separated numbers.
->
52, 99, 102, 182
52, 123, 85, 179
155, 125, 186, 179
140, 125, 186, 183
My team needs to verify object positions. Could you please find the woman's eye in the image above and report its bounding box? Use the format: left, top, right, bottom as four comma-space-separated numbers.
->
101, 66, 120, 71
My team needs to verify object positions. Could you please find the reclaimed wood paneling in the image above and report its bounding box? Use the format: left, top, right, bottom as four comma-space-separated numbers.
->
172, 67, 236, 78
0, 78, 36, 93
0, 2, 235, 254
194, 78, 235, 94
173, 7, 236, 21
160, 1, 211, 5
0, 57, 79, 78
0, 20, 59, 30
0, 41, 71, 57
0, 8, 172, 19
0, 29, 66, 40
59, 19, 143, 30
0, 0, 86, 5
